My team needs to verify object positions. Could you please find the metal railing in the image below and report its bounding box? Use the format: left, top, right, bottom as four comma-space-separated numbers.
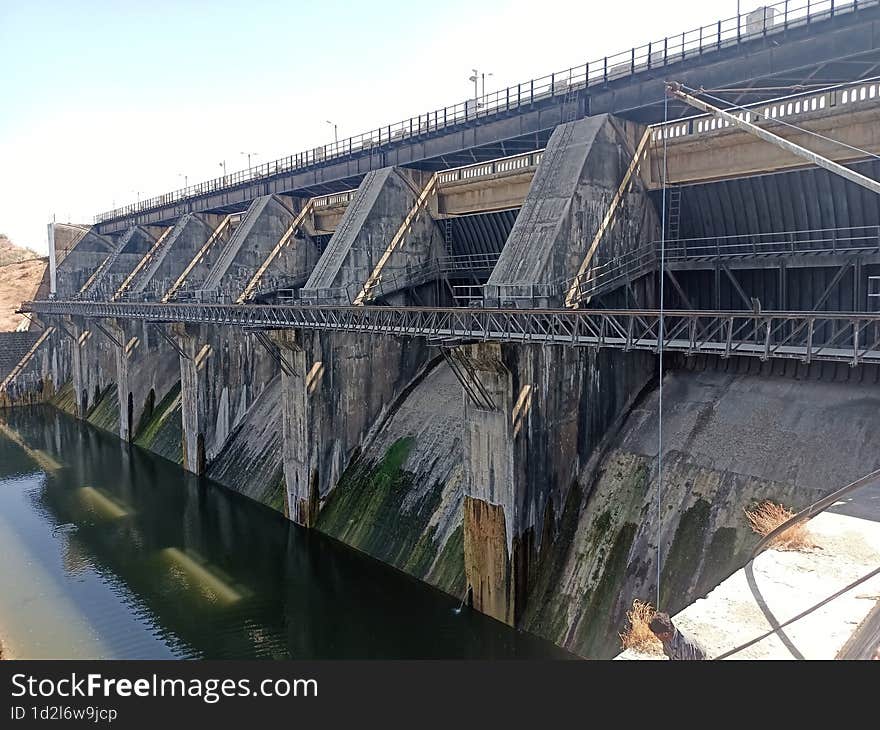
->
22, 299, 880, 366
665, 225, 880, 260
301, 253, 502, 305
562, 226, 880, 304
94, 0, 876, 225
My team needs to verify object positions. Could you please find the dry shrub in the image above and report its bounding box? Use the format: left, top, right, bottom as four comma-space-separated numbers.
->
744, 500, 815, 551
619, 599, 664, 654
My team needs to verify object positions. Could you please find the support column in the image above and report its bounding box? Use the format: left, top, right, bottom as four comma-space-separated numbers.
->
173, 323, 208, 474
103, 319, 139, 442
274, 330, 319, 526
67, 318, 89, 419
458, 343, 519, 625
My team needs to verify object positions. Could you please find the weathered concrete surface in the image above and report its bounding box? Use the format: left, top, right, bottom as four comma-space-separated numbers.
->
199, 195, 299, 296
127, 213, 218, 298
317, 362, 465, 596
460, 342, 653, 625
524, 362, 880, 658
206, 374, 286, 513
53, 226, 115, 298
458, 115, 659, 624
275, 329, 431, 525
172, 323, 278, 474
300, 167, 443, 304
485, 114, 659, 307
80, 226, 166, 300
645, 103, 880, 188
109, 319, 183, 442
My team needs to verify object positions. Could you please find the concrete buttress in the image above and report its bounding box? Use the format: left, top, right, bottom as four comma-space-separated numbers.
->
460, 115, 660, 625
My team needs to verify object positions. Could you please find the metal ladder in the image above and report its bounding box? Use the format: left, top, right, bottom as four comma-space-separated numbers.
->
562, 83, 580, 123
666, 185, 682, 241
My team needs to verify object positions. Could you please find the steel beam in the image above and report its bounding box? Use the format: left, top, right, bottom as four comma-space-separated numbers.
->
20, 299, 880, 366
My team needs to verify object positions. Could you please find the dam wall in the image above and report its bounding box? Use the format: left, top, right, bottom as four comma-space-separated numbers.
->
523, 359, 880, 658
7, 97, 880, 658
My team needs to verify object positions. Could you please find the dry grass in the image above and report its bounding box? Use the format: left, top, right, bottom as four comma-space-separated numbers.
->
744, 500, 815, 551
619, 599, 664, 654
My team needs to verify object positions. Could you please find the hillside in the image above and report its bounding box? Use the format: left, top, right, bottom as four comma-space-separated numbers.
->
0, 234, 48, 331
0, 234, 40, 266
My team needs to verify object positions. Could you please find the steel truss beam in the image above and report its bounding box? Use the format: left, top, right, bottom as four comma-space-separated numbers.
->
22, 299, 880, 366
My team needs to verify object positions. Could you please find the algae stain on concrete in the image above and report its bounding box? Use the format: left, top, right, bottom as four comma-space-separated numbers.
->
317, 437, 465, 596
133, 382, 183, 465
86, 385, 118, 433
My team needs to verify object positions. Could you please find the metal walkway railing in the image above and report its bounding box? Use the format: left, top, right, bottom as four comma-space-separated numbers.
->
562, 226, 880, 304
21, 299, 880, 366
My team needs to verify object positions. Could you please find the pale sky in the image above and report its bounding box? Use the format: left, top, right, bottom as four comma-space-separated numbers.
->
0, 0, 740, 253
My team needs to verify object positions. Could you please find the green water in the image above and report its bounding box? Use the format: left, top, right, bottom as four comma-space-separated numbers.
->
0, 406, 569, 659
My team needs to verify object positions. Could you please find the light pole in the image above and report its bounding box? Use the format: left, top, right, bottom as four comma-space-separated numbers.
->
240, 151, 259, 168
469, 69, 493, 108
325, 120, 338, 144
219, 160, 227, 177
178, 173, 188, 188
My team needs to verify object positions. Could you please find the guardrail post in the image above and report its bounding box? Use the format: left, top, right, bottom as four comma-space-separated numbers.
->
717, 20, 721, 49
551, 72, 555, 95
603, 57, 607, 83
831, 0, 836, 17
646, 45, 651, 69
631, 48, 635, 73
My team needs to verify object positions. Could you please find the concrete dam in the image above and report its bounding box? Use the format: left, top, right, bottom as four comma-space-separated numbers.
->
4, 2, 880, 658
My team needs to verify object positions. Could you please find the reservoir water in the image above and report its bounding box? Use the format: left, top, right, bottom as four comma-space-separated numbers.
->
0, 406, 568, 659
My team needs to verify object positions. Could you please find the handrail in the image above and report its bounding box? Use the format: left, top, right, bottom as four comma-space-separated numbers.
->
20, 299, 880, 365
94, 0, 876, 225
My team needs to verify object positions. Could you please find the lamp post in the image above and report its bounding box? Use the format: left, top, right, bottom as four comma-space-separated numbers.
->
240, 151, 259, 168
178, 173, 188, 188
325, 120, 338, 144
219, 160, 227, 177
469, 69, 493, 108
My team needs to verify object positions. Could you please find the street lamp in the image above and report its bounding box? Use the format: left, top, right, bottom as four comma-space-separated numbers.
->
468, 69, 493, 106
219, 160, 227, 177
240, 151, 259, 168
177, 173, 188, 188
325, 120, 338, 144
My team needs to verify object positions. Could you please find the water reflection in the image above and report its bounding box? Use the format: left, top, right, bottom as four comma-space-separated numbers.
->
0, 407, 569, 659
